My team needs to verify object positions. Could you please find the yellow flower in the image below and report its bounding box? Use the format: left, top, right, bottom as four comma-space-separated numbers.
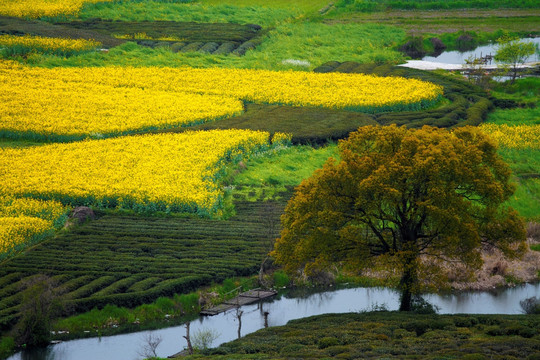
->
0, 0, 114, 18
480, 124, 540, 149
0, 195, 67, 256
0, 130, 271, 215
0, 61, 442, 139
0, 34, 101, 53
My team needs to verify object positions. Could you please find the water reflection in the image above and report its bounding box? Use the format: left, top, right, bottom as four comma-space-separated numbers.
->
422, 37, 540, 65
8, 283, 540, 360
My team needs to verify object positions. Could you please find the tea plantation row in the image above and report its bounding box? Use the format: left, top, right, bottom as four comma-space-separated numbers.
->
186, 65, 493, 145
198, 312, 540, 359
0, 198, 287, 331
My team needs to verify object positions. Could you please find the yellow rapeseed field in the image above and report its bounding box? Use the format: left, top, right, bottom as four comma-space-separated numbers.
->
0, 34, 101, 54
0, 130, 271, 215
0, 61, 244, 139
0, 60, 442, 139
480, 124, 540, 149
0, 195, 67, 256
0, 0, 113, 18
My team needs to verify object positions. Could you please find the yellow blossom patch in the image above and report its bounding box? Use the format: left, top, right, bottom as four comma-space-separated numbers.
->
0, 34, 101, 54
480, 124, 540, 149
0, 0, 113, 18
0, 195, 67, 257
0, 61, 442, 139
0, 130, 271, 215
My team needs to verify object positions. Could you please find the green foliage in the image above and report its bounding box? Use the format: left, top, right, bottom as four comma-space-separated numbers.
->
52, 276, 256, 337
199, 312, 540, 359
13, 275, 64, 347
495, 34, 538, 83
0, 337, 15, 359
202, 0, 330, 12
272, 271, 291, 288
0, 43, 98, 59
229, 144, 339, 199
520, 297, 540, 314
316, 62, 493, 128
498, 148, 540, 221
273, 125, 527, 311
532, 244, 540, 251
487, 106, 540, 126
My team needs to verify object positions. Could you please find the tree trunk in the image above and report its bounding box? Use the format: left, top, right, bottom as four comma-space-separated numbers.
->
183, 321, 193, 355
399, 251, 418, 312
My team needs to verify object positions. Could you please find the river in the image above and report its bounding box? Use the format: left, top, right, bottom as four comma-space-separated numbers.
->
8, 283, 540, 360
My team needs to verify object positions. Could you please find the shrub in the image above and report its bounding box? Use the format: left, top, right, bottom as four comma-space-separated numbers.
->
411, 296, 439, 314
192, 328, 220, 351
520, 297, 540, 314
326, 345, 351, 356
462, 354, 487, 360
273, 271, 290, 288
0, 336, 15, 359
403, 321, 431, 336
318, 336, 340, 349
399, 36, 426, 59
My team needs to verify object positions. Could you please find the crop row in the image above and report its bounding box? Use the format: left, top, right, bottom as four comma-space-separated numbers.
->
189, 65, 493, 146
0, 198, 287, 329
314, 62, 492, 128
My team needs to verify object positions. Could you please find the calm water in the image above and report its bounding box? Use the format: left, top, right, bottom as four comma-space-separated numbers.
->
422, 37, 540, 64
9, 283, 540, 360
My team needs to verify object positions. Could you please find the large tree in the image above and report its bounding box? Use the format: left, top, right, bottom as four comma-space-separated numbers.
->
272, 125, 526, 311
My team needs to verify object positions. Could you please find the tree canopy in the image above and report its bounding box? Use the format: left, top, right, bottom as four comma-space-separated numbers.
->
495, 34, 538, 83
272, 125, 526, 311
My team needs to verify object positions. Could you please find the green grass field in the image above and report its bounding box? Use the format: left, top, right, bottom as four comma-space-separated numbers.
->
201, 0, 329, 12
78, 1, 298, 27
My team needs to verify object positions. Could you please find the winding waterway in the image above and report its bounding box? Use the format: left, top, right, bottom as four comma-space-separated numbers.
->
9, 283, 540, 360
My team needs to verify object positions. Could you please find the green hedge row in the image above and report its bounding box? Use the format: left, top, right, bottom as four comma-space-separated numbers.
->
210, 312, 540, 359
314, 62, 493, 130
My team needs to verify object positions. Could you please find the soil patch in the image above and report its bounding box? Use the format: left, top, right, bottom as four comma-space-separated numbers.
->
324, 9, 540, 34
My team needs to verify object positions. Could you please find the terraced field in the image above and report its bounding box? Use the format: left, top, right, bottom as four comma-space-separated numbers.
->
0, 198, 287, 330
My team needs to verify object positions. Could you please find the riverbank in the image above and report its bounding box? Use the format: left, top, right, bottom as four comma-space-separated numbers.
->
39, 238, 540, 342
7, 283, 540, 360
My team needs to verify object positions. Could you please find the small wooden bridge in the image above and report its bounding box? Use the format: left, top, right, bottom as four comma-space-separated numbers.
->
200, 289, 277, 316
